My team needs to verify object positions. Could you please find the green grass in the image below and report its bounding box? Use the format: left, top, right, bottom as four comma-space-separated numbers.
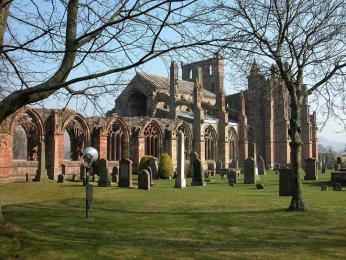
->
0, 171, 346, 259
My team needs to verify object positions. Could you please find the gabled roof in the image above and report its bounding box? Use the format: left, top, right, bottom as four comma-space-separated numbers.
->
137, 72, 216, 98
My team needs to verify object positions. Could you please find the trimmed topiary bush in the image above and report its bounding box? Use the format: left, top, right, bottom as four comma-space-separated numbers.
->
158, 153, 174, 179
138, 155, 157, 174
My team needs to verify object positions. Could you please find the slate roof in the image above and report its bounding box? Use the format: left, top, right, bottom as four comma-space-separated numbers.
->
137, 72, 216, 98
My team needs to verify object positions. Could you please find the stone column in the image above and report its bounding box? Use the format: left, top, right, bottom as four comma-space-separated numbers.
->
175, 131, 186, 188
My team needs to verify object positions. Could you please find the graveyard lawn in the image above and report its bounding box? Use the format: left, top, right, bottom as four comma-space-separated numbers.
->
1, 171, 345, 259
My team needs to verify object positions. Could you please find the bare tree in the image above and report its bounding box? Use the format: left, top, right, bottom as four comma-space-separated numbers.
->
209, 0, 346, 211
0, 0, 225, 122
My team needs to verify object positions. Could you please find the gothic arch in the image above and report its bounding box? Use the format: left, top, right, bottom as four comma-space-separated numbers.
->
204, 125, 217, 161
10, 108, 44, 161
62, 114, 89, 161
176, 122, 192, 159
126, 91, 147, 116
143, 120, 162, 157
106, 118, 129, 161
227, 127, 239, 162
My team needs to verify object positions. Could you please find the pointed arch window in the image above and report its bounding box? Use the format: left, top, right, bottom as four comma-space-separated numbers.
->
144, 122, 161, 157
64, 119, 86, 161
177, 124, 192, 159
205, 126, 217, 161
228, 128, 239, 162
13, 114, 39, 161
107, 122, 128, 161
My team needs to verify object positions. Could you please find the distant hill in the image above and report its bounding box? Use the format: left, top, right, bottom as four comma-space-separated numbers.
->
319, 136, 345, 153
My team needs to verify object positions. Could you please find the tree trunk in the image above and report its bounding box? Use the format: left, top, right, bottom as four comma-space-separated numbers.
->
288, 92, 307, 211
0, 0, 11, 49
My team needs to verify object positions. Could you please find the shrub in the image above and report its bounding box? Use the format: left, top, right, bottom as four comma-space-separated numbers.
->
158, 153, 174, 179
138, 155, 157, 174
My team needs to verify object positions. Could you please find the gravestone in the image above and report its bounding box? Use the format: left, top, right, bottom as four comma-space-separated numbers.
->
256, 183, 264, 189
333, 182, 342, 191
57, 173, 64, 183
207, 163, 216, 176
72, 174, 76, 182
61, 164, 66, 175
258, 156, 266, 175
304, 157, 318, 181
145, 166, 154, 186
189, 151, 198, 179
148, 158, 159, 179
25, 173, 29, 182
191, 157, 205, 186
118, 158, 132, 188
98, 159, 111, 187
220, 168, 228, 179
138, 169, 150, 190
279, 168, 293, 196
112, 166, 119, 184
321, 165, 326, 174
274, 164, 280, 171
244, 157, 256, 184
227, 169, 237, 184
175, 131, 187, 188
321, 185, 328, 191
216, 160, 222, 174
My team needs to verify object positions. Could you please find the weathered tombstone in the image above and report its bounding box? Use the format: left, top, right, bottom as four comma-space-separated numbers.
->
244, 157, 256, 184
189, 151, 198, 179
220, 168, 228, 179
145, 166, 154, 186
333, 182, 342, 191
216, 160, 222, 174
61, 164, 66, 175
321, 165, 326, 174
256, 183, 264, 189
279, 168, 293, 196
274, 164, 280, 171
321, 185, 328, 191
25, 173, 29, 182
147, 158, 159, 179
97, 159, 111, 187
258, 156, 266, 175
207, 163, 216, 176
111, 166, 119, 184
175, 132, 187, 188
191, 157, 206, 186
304, 157, 318, 181
118, 158, 132, 188
138, 169, 150, 190
57, 173, 64, 183
72, 174, 76, 182
80, 164, 86, 184
227, 169, 237, 184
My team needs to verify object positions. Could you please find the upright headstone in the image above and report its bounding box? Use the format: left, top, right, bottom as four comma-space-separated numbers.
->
333, 182, 342, 191
98, 159, 111, 187
279, 168, 293, 196
321, 164, 326, 174
119, 158, 132, 188
148, 158, 159, 179
145, 166, 154, 186
227, 169, 237, 184
207, 163, 216, 176
57, 173, 64, 183
258, 156, 266, 175
138, 169, 150, 190
189, 151, 198, 179
25, 173, 29, 182
61, 164, 66, 175
112, 166, 119, 184
191, 156, 205, 186
72, 174, 76, 182
175, 131, 186, 188
304, 157, 318, 181
216, 160, 222, 174
244, 157, 256, 184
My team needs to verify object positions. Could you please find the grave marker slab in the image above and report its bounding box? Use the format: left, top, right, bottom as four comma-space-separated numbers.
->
138, 169, 150, 190
118, 158, 132, 188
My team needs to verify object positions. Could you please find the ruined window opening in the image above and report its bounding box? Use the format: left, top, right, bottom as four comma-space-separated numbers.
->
107, 122, 127, 161
13, 114, 39, 161
144, 122, 160, 157
64, 119, 85, 161
177, 124, 192, 159
205, 126, 216, 160
228, 128, 239, 162
127, 92, 147, 116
